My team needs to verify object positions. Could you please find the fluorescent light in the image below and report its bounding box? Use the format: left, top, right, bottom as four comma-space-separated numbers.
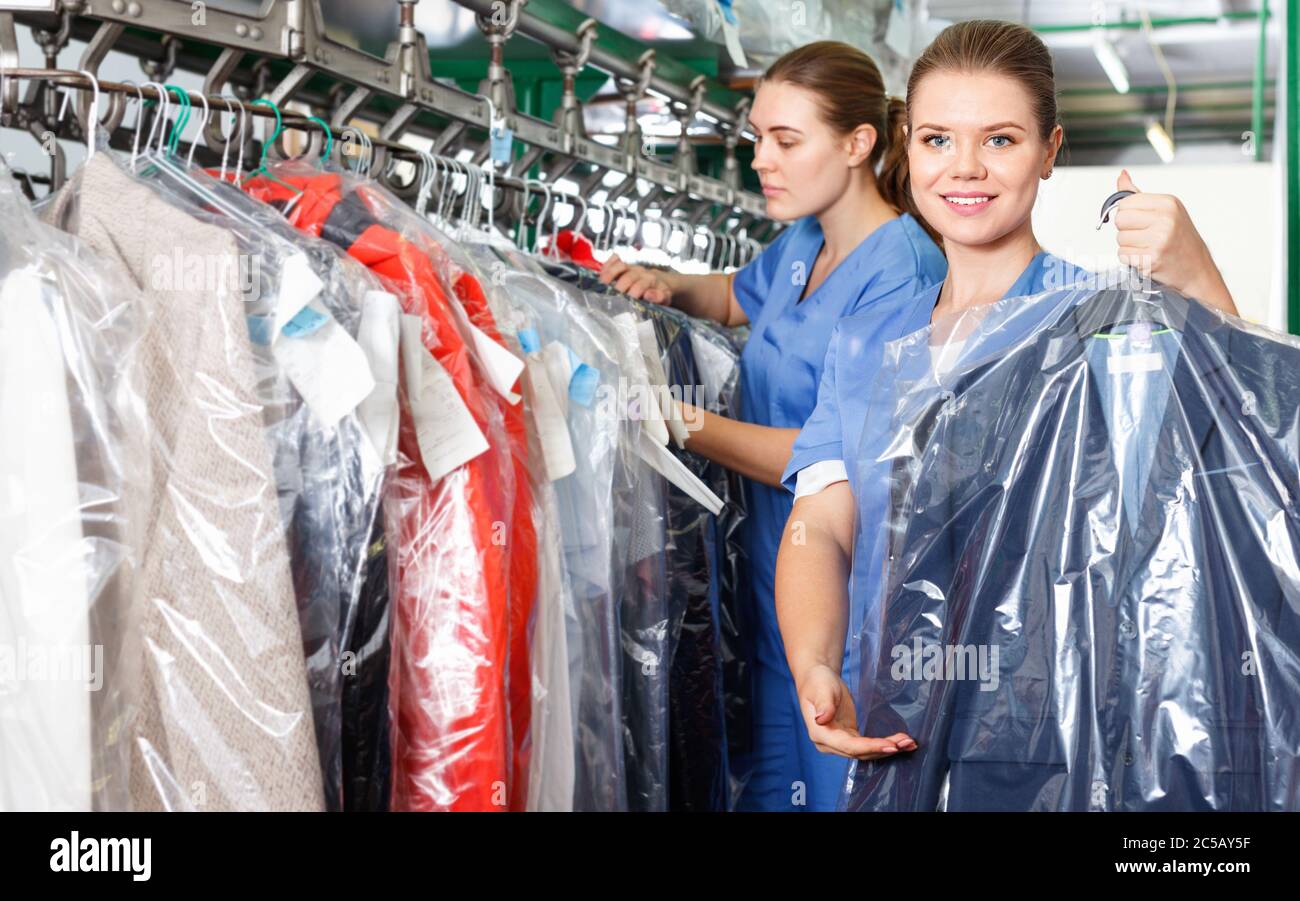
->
1145, 121, 1176, 163
1092, 31, 1130, 94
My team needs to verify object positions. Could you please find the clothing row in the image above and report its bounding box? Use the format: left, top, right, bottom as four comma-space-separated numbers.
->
791, 266, 1300, 811
0, 148, 753, 812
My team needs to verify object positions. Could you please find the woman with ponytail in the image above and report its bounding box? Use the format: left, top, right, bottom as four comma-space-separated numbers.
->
598, 41, 947, 812
775, 20, 1238, 792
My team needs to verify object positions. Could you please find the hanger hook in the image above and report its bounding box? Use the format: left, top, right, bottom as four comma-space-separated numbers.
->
118, 79, 146, 169
250, 97, 283, 171
185, 89, 211, 168
304, 116, 333, 169
164, 85, 191, 157
139, 80, 169, 159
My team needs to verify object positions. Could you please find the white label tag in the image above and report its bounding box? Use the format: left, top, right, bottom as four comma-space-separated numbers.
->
275, 252, 326, 334
356, 291, 401, 467
717, 3, 748, 68
399, 315, 489, 482
400, 314, 426, 403
613, 312, 669, 446
469, 321, 524, 405
636, 431, 724, 515
524, 355, 577, 482
541, 341, 572, 420
637, 319, 688, 447
1108, 352, 1163, 375
885, 0, 913, 57
273, 314, 377, 430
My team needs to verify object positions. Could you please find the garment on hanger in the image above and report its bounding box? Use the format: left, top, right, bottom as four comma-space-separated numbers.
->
240, 163, 528, 811
0, 166, 144, 812
423, 227, 578, 812
846, 282, 1300, 812
139, 162, 393, 813
42, 151, 325, 811
465, 241, 636, 811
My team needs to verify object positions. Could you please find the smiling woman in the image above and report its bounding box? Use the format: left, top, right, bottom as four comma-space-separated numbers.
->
773, 19, 1243, 798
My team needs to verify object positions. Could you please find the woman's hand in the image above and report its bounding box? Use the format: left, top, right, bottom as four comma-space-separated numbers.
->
1111, 170, 1237, 315
598, 253, 673, 304
796, 662, 917, 760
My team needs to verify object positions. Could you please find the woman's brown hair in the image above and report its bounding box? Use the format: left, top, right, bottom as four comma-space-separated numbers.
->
761, 41, 934, 240
884, 20, 1061, 215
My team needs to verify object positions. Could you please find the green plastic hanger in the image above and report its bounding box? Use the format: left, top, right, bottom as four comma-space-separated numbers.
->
239, 97, 302, 194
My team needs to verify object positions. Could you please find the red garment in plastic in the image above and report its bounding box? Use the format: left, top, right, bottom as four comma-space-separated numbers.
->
451, 270, 537, 811
239, 170, 530, 811
548, 229, 602, 272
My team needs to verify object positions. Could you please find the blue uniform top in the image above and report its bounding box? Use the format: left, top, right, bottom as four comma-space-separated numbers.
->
730, 212, 945, 812
736, 213, 947, 672
782, 251, 1091, 691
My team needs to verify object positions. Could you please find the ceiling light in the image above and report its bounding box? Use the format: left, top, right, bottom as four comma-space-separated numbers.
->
1092, 31, 1130, 94
1145, 120, 1176, 163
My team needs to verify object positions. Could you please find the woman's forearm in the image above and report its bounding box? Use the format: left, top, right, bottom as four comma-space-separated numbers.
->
775, 492, 854, 683
679, 403, 798, 488
1181, 253, 1238, 317
663, 271, 736, 325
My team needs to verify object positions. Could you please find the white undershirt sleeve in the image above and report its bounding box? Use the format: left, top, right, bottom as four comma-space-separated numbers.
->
793, 459, 849, 500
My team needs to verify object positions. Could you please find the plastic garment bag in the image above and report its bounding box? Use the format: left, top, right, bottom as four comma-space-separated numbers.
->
428, 236, 577, 811
689, 319, 756, 808
42, 151, 325, 811
585, 290, 672, 813
136, 165, 392, 812
240, 163, 526, 811
464, 241, 634, 810
0, 166, 146, 811
632, 301, 729, 810
845, 281, 1300, 812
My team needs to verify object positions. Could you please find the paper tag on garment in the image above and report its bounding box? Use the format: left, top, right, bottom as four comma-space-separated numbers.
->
356, 291, 402, 467
885, 0, 914, 57
273, 313, 377, 430
442, 287, 525, 405
613, 312, 669, 446
399, 315, 489, 482
540, 341, 572, 420
636, 431, 725, 515
275, 252, 327, 336
490, 118, 514, 165
716, 0, 748, 68
636, 319, 687, 447
1127, 321, 1154, 350
1108, 352, 1163, 375
469, 321, 524, 404
400, 314, 427, 403
524, 355, 577, 481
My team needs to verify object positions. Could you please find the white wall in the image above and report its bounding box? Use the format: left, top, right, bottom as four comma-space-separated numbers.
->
1033, 163, 1282, 329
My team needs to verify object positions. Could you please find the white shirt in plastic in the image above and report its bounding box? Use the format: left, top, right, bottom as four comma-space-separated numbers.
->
0, 271, 93, 810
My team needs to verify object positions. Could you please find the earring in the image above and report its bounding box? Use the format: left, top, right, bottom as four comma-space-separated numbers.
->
1044, 169, 1054, 179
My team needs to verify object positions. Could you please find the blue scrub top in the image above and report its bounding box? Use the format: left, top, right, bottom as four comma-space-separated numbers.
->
736, 213, 947, 669
781, 251, 1091, 694
731, 212, 945, 812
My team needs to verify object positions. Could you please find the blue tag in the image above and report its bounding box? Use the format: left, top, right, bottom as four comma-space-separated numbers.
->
490, 125, 514, 164
282, 306, 331, 338
717, 0, 738, 24
568, 363, 599, 407
518, 328, 540, 354
246, 315, 275, 346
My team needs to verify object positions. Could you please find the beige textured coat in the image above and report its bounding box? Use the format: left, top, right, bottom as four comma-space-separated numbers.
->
45, 154, 324, 811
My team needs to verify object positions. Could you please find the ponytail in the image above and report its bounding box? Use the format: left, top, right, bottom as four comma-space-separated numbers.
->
877, 96, 938, 245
